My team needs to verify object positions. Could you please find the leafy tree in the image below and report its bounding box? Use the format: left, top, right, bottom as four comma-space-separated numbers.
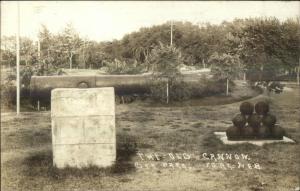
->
240, 18, 285, 81
147, 43, 191, 102
280, 18, 300, 83
209, 53, 241, 95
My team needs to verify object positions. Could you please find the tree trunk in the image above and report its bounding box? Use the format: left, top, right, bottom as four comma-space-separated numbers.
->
297, 58, 300, 85
226, 78, 229, 96
243, 72, 246, 81
260, 65, 264, 82
69, 52, 73, 69
166, 79, 169, 104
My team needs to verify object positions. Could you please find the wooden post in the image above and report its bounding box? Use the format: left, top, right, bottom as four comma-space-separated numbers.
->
226, 78, 229, 96
166, 79, 169, 104
69, 52, 73, 69
297, 57, 300, 85
37, 100, 40, 111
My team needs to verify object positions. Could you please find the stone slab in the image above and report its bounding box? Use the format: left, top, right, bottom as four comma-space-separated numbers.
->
214, 132, 296, 146
51, 88, 116, 169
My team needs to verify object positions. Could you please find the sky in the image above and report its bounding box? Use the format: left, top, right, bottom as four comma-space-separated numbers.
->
1, 1, 300, 42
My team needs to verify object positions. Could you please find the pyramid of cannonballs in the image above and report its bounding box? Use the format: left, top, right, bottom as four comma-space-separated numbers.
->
226, 101, 285, 140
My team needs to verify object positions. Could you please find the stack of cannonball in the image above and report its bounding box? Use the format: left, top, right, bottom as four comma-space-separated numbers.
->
226, 101, 285, 140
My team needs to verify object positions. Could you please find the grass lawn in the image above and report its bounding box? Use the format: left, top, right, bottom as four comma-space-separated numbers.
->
1, 84, 299, 191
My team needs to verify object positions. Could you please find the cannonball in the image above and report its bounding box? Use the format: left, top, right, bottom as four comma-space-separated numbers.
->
226, 126, 241, 140
271, 125, 285, 140
257, 125, 271, 139
255, 101, 269, 115
232, 114, 247, 128
242, 125, 254, 139
240, 102, 254, 115
247, 114, 262, 129
262, 114, 277, 128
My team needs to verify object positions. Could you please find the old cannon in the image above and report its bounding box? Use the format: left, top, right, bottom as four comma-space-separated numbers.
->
30, 74, 152, 102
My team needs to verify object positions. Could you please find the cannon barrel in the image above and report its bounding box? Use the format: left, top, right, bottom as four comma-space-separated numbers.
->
29, 71, 211, 102
30, 74, 154, 101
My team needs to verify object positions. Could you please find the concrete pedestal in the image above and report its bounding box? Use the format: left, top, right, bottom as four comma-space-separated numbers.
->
51, 88, 116, 168
214, 132, 295, 146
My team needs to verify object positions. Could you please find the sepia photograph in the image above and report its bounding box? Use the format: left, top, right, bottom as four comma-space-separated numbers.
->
1, 1, 300, 191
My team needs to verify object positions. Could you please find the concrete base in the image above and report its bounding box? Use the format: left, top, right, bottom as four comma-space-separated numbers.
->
214, 132, 295, 146
51, 88, 116, 169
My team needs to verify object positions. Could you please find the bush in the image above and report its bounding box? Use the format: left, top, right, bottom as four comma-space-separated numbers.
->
149, 76, 192, 102
1, 81, 16, 107
186, 76, 228, 98
1, 81, 32, 108
104, 59, 146, 74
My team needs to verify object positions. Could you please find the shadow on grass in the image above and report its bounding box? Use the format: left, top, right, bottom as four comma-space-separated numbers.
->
22, 134, 138, 181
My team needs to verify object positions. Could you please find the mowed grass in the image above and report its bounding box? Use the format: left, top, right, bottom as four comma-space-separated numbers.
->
1, 85, 300, 191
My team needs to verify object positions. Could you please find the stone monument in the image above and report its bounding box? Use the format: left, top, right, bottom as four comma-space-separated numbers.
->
51, 88, 116, 168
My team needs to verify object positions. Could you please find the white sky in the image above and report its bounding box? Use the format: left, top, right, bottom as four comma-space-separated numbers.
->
1, 1, 299, 42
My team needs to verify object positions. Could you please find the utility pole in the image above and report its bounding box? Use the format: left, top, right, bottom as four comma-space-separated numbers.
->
16, 2, 20, 115
166, 20, 173, 104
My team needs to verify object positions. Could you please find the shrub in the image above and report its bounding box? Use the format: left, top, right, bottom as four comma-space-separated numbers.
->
105, 59, 146, 74
149, 76, 192, 102
1, 81, 16, 107
187, 77, 228, 98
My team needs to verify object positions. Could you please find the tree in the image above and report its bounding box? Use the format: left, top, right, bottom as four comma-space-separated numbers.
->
147, 43, 190, 102
55, 23, 82, 69
240, 18, 286, 81
209, 53, 241, 95
280, 18, 300, 84
1, 36, 16, 68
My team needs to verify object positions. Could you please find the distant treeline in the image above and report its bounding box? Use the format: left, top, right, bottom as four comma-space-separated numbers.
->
1, 17, 299, 79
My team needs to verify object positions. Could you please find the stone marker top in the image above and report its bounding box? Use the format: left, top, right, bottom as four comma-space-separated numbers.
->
51, 88, 115, 117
